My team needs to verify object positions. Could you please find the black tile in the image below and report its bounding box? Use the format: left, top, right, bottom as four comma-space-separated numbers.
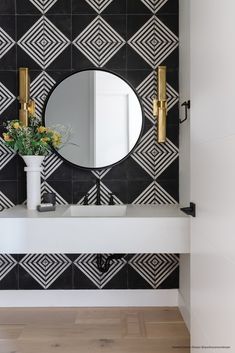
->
72, 0, 96, 14
127, 14, 151, 39
72, 180, 96, 204
126, 69, 152, 89
0, 181, 17, 205
46, 180, 73, 204
0, 156, 18, 181
102, 180, 128, 204
127, 265, 152, 289
0, 0, 15, 14
46, 161, 73, 181
158, 0, 179, 14
102, 15, 126, 39
127, 46, 152, 70
16, 0, 41, 14
103, 0, 127, 14
158, 158, 179, 180
127, 0, 151, 14
48, 265, 73, 289
156, 179, 179, 203
17, 179, 26, 205
19, 267, 43, 289
72, 168, 96, 182
103, 45, 127, 70
158, 266, 179, 288
72, 14, 96, 39
127, 179, 153, 203
158, 14, 179, 36
73, 266, 98, 289
103, 265, 128, 289
0, 16, 16, 70
0, 259, 18, 290
47, 0, 71, 14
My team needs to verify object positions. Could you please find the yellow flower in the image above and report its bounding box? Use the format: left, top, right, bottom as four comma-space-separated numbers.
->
40, 137, 50, 143
52, 132, 61, 147
3, 133, 13, 142
12, 122, 20, 129
38, 126, 47, 133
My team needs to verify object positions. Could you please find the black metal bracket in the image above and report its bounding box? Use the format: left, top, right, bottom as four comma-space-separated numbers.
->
180, 202, 196, 217
180, 100, 190, 124
96, 254, 124, 273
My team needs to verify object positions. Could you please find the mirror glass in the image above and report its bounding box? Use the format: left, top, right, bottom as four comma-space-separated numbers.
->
44, 70, 143, 169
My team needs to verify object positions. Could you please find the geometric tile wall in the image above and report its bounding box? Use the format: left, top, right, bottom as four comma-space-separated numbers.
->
0, 0, 179, 290
0, 253, 179, 290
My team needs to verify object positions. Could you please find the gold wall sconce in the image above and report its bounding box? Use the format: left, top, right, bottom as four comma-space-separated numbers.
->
18, 67, 35, 126
153, 66, 167, 143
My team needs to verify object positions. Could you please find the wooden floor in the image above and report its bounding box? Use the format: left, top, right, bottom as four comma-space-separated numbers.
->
0, 307, 190, 353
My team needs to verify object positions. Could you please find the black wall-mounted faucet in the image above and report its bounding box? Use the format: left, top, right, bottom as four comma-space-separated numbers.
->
96, 178, 101, 205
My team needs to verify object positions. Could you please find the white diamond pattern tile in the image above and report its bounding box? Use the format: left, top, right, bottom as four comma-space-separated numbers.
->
129, 253, 179, 288
30, 71, 56, 118
0, 254, 17, 281
0, 27, 15, 59
41, 153, 63, 180
18, 16, 70, 69
20, 254, 72, 289
141, 0, 168, 13
132, 127, 178, 179
74, 254, 126, 289
73, 16, 125, 67
128, 16, 178, 68
132, 180, 177, 204
29, 0, 59, 13
0, 191, 15, 209
0, 138, 15, 171
0, 82, 15, 115
85, 0, 114, 13
137, 71, 179, 124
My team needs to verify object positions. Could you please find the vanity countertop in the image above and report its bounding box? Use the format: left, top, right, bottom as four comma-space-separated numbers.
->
0, 204, 187, 218
0, 204, 190, 254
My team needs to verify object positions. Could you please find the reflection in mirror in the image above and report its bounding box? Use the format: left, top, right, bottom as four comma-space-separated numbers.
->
44, 70, 143, 169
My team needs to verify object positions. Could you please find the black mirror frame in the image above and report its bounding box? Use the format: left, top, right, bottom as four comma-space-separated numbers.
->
43, 68, 145, 171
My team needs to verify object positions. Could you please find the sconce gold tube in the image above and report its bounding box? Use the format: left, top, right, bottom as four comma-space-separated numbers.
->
18, 67, 35, 126
153, 66, 167, 143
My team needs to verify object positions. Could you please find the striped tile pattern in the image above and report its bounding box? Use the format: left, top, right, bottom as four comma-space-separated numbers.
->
128, 16, 178, 69
73, 16, 125, 67
129, 254, 179, 288
29, 0, 59, 13
0, 27, 15, 59
85, 0, 114, 13
18, 16, 70, 69
0, 254, 17, 281
0, 82, 15, 115
20, 254, 72, 288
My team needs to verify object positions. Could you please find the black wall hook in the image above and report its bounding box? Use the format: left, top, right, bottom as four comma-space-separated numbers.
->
180, 202, 196, 217
180, 100, 190, 124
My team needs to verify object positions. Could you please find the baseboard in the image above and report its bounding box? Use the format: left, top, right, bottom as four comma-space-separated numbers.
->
0, 289, 178, 307
178, 291, 190, 332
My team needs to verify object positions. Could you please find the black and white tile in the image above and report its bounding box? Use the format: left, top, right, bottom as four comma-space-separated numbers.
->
0, 253, 179, 290
0, 0, 179, 290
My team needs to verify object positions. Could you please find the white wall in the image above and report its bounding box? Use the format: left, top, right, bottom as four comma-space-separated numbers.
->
179, 0, 190, 332
190, 0, 235, 350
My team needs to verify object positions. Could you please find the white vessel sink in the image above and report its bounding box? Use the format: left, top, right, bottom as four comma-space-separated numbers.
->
63, 205, 127, 217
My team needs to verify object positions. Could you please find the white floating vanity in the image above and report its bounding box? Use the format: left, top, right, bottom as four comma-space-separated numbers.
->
0, 205, 189, 254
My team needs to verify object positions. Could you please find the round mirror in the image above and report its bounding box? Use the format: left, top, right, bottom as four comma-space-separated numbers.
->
44, 69, 143, 169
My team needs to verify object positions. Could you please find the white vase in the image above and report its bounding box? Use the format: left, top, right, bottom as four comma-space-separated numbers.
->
21, 155, 45, 210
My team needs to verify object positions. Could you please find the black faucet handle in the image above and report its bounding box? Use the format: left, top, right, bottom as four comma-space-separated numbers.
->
109, 193, 115, 205
83, 194, 89, 205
